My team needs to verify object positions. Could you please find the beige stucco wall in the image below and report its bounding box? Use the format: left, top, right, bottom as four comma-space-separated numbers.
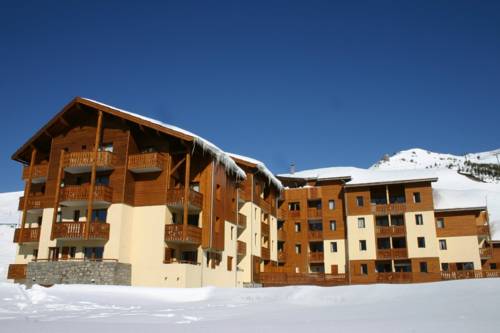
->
270, 214, 277, 261
236, 202, 253, 286
347, 215, 376, 260
323, 239, 346, 273
438, 236, 481, 269
405, 211, 439, 258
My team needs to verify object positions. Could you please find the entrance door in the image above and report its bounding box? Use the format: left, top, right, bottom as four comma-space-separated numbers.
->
48, 247, 59, 261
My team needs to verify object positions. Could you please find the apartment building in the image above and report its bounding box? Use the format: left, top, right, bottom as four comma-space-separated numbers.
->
7, 97, 280, 287
7, 97, 499, 287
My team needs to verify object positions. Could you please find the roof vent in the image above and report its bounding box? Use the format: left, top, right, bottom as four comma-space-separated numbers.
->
290, 163, 296, 174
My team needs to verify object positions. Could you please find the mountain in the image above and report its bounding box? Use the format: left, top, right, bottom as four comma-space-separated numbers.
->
0, 191, 22, 225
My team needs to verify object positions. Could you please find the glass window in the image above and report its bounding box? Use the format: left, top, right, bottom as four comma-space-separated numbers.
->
329, 220, 337, 231
289, 202, 300, 211
415, 214, 424, 225
328, 200, 335, 210
413, 192, 421, 203
439, 239, 447, 250
295, 222, 301, 232
359, 240, 367, 251
420, 262, 428, 273
417, 237, 426, 248
356, 196, 364, 207
361, 264, 368, 275
295, 244, 301, 254
436, 218, 445, 228
358, 217, 366, 229
441, 263, 449, 271
330, 242, 337, 253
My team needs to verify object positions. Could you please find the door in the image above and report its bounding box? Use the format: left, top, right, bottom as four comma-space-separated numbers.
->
49, 247, 59, 261
331, 265, 338, 275
61, 247, 70, 260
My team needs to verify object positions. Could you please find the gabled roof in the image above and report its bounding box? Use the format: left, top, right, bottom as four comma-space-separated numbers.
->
12, 97, 246, 179
228, 153, 283, 191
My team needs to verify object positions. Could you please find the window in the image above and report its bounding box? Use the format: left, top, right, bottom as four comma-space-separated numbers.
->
84, 247, 104, 260
230, 226, 234, 240
96, 175, 109, 186
81, 145, 87, 150
361, 264, 368, 275
227, 256, 233, 271
33, 249, 38, 260
295, 222, 301, 232
330, 242, 338, 253
436, 218, 445, 229
329, 220, 337, 231
359, 240, 367, 251
417, 237, 426, 248
415, 214, 423, 225
328, 200, 336, 210
69, 247, 77, 259
413, 192, 421, 203
490, 263, 497, 270
357, 217, 366, 229
457, 262, 474, 271
441, 263, 449, 271
419, 262, 428, 273
73, 210, 80, 222
92, 209, 107, 222
439, 239, 447, 250
356, 196, 364, 207
295, 244, 301, 254
100, 143, 113, 152
289, 202, 300, 211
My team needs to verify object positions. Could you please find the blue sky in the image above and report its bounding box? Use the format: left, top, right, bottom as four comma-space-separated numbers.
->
1, 0, 499, 191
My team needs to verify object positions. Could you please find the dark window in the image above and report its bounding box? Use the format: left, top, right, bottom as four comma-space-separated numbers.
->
295, 244, 301, 254
73, 210, 80, 222
490, 263, 497, 270
330, 242, 337, 253
84, 247, 104, 260
92, 209, 107, 222
359, 240, 367, 251
361, 264, 368, 275
441, 263, 449, 271
358, 217, 366, 228
289, 202, 300, 211
413, 192, 421, 203
439, 239, 447, 250
415, 214, 424, 225
417, 237, 426, 248
329, 220, 337, 231
457, 262, 474, 271
96, 175, 109, 186
356, 196, 364, 207
295, 222, 301, 232
436, 218, 445, 229
420, 262, 428, 273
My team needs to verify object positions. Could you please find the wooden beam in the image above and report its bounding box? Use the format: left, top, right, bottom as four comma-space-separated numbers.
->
170, 157, 186, 175
19, 148, 37, 244
85, 110, 103, 239
50, 150, 65, 240
183, 151, 191, 236
59, 116, 70, 127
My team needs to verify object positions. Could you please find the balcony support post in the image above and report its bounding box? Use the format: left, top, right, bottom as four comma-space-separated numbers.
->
50, 150, 65, 240
183, 151, 191, 236
85, 110, 103, 239
19, 148, 37, 245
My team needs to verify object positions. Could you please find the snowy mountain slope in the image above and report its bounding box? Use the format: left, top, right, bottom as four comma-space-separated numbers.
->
0, 191, 22, 225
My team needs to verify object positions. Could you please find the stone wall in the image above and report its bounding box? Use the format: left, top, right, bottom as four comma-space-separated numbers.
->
26, 261, 131, 286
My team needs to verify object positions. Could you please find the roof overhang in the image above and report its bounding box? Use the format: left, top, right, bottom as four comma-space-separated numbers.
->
434, 206, 487, 213
344, 177, 438, 188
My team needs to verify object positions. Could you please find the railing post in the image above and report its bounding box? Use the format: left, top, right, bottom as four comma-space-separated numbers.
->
85, 110, 103, 240
19, 148, 37, 245
183, 151, 191, 237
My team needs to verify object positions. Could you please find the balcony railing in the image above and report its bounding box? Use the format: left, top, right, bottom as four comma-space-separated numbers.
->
480, 247, 493, 258
261, 246, 270, 260
309, 251, 324, 262
258, 198, 272, 213
127, 152, 163, 173
59, 184, 112, 204
13, 228, 40, 243
7, 264, 27, 280
308, 230, 323, 240
237, 240, 247, 257
288, 210, 301, 218
22, 164, 48, 183
375, 225, 406, 236
53, 222, 110, 240
307, 208, 322, 218
277, 251, 286, 262
441, 270, 500, 280
477, 225, 490, 236
63, 151, 116, 173
277, 229, 286, 240
261, 222, 270, 235
166, 188, 203, 211
237, 213, 247, 229
18, 196, 51, 211
377, 248, 408, 259
260, 272, 348, 286
371, 203, 407, 216
164, 224, 202, 244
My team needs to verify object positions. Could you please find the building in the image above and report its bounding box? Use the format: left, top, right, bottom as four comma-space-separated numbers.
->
7, 97, 500, 287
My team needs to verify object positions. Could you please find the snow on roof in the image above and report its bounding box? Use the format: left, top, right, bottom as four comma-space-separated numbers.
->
228, 153, 283, 191
279, 166, 437, 186
82, 98, 246, 179
433, 189, 487, 211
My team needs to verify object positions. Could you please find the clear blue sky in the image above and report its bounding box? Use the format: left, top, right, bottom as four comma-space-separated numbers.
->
1, 0, 499, 192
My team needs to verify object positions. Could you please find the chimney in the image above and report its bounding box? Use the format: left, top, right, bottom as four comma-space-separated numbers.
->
290, 162, 296, 174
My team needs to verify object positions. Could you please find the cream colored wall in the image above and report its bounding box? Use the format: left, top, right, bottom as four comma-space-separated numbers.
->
438, 236, 481, 269
323, 239, 346, 274
347, 215, 376, 260
236, 202, 254, 286
103, 204, 134, 262
36, 208, 57, 259
405, 211, 439, 258
270, 215, 277, 261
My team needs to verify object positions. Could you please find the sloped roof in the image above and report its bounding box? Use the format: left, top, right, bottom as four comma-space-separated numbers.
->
228, 153, 283, 191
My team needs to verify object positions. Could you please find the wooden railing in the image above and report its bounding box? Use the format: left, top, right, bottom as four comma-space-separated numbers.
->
261, 246, 270, 260
63, 151, 115, 170
308, 230, 323, 240
371, 203, 407, 216
166, 188, 203, 210
376, 272, 414, 283
261, 222, 270, 235
237, 213, 247, 229
13, 228, 40, 243
22, 164, 48, 181
377, 248, 408, 259
277, 251, 286, 262
237, 240, 247, 257
375, 225, 406, 236
164, 224, 202, 244
480, 247, 493, 258
441, 270, 500, 280
257, 198, 272, 213
127, 152, 163, 172
60, 184, 113, 203
277, 229, 286, 240
18, 195, 51, 211
288, 210, 301, 218
52, 222, 110, 240
309, 251, 324, 262
7, 264, 27, 280
307, 207, 322, 218
260, 272, 348, 286
477, 225, 490, 236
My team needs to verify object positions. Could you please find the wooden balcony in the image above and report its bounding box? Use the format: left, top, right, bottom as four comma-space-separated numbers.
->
237, 213, 247, 229
22, 164, 48, 183
277, 229, 286, 241
258, 198, 272, 213
127, 152, 163, 173
164, 224, 202, 244
277, 251, 286, 262
288, 210, 301, 218
63, 151, 116, 174
376, 272, 413, 283
377, 248, 408, 259
18, 195, 51, 211
59, 184, 112, 206
260, 272, 347, 286
52, 222, 110, 240
477, 225, 490, 237
166, 188, 203, 212
371, 203, 407, 216
13, 228, 40, 243
261, 246, 270, 260
375, 225, 406, 236
238, 186, 251, 203
308, 230, 323, 240
480, 247, 493, 259
309, 251, 324, 262
7, 264, 27, 280
237, 240, 247, 257
261, 222, 270, 235
307, 208, 322, 218
440, 270, 500, 280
